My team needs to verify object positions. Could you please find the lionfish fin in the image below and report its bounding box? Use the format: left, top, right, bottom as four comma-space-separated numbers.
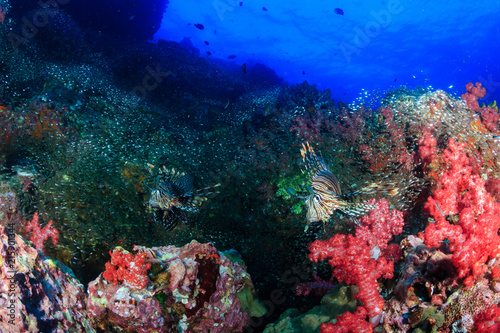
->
300, 143, 328, 177
179, 183, 221, 212
340, 202, 376, 217
154, 209, 179, 231
345, 181, 399, 197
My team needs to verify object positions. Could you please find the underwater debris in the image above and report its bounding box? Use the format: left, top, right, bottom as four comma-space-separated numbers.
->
299, 142, 398, 225
144, 164, 220, 230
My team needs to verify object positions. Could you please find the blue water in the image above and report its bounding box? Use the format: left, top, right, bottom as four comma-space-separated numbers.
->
154, 0, 500, 104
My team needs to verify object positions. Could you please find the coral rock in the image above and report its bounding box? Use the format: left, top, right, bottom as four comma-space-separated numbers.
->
0, 225, 93, 333
87, 240, 262, 332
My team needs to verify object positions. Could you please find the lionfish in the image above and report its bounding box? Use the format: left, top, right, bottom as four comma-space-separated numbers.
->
299, 143, 398, 224
144, 164, 220, 230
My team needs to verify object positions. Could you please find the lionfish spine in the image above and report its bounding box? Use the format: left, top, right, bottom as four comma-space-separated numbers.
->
300, 142, 328, 175
184, 184, 221, 208
340, 202, 376, 217
344, 181, 399, 197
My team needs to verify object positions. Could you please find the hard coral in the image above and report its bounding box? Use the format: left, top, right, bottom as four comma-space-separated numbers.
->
0, 225, 93, 332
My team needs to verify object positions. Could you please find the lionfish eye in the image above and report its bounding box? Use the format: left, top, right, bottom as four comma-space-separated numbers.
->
314, 195, 320, 201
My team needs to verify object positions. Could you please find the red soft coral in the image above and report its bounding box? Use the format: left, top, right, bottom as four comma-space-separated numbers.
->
103, 247, 151, 290
423, 137, 500, 287
461, 82, 486, 112
417, 128, 438, 171
25, 212, 59, 253
307, 200, 404, 329
474, 304, 500, 333
356, 199, 404, 252
479, 107, 500, 133
309, 234, 393, 327
321, 307, 373, 333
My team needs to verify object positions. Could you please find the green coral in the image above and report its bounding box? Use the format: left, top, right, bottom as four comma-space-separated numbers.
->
154, 292, 167, 304
236, 284, 267, 318
291, 202, 303, 214
263, 285, 359, 333
411, 306, 444, 333
274, 173, 308, 214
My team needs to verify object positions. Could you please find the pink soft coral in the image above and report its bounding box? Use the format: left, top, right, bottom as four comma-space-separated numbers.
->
461, 82, 486, 112
25, 212, 59, 253
356, 199, 404, 252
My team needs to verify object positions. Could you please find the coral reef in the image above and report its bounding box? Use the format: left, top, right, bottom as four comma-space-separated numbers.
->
307, 199, 404, 331
423, 138, 500, 287
1, 2, 500, 329
87, 240, 264, 332
0, 225, 93, 332
102, 247, 151, 290
264, 285, 359, 333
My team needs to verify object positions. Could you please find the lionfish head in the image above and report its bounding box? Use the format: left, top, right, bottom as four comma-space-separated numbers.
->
305, 193, 329, 223
149, 188, 175, 210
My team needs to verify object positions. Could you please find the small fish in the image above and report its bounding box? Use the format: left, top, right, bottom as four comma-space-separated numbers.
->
302, 71, 305, 75
242, 63, 247, 74
300, 143, 398, 223
194, 23, 204, 30
435, 202, 446, 217
204, 41, 209, 45
206, 51, 212, 56
227, 55, 237, 59
334, 8, 344, 15
240, 2, 243, 6
262, 7, 268, 11
286, 186, 311, 200
144, 165, 220, 230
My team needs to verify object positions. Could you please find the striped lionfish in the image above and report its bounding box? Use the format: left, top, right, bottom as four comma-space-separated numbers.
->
144, 164, 220, 230
298, 143, 398, 224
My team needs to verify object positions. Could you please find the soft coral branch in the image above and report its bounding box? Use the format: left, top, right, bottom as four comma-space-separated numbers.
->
423, 138, 500, 287
25, 212, 59, 253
